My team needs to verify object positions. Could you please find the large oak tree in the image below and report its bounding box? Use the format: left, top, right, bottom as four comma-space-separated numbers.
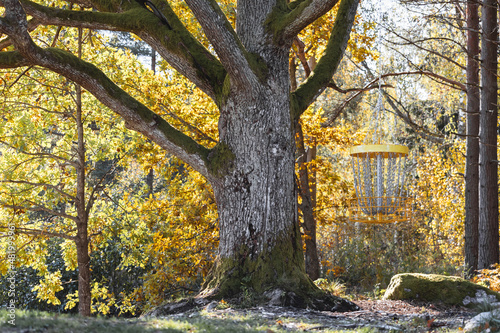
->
0, 0, 359, 311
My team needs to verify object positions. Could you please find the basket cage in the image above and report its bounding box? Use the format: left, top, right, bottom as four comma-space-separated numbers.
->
349, 145, 410, 223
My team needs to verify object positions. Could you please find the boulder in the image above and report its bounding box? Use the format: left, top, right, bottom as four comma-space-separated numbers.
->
383, 273, 500, 306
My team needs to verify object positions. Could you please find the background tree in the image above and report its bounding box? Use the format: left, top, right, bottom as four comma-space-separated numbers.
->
464, 0, 479, 277
314, 0, 470, 288
477, 0, 498, 269
392, 0, 498, 274
290, 6, 376, 280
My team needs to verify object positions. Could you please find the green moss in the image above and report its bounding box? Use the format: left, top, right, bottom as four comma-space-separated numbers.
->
246, 52, 269, 83
215, 55, 267, 106
383, 273, 500, 306
201, 224, 314, 300
222, 74, 231, 101
266, 0, 342, 44
206, 142, 235, 178
265, 0, 312, 43
0, 51, 28, 68
289, 93, 301, 123
89, 0, 122, 12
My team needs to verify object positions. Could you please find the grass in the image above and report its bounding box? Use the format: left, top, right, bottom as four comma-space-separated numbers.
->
0, 308, 465, 332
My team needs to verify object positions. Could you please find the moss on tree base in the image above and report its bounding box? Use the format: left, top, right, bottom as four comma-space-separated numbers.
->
196, 228, 358, 312
147, 229, 359, 315
383, 273, 500, 306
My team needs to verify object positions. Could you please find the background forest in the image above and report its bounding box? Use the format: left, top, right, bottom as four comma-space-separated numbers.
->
0, 0, 493, 316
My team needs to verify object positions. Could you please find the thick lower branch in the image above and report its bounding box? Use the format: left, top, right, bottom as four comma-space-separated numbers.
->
22, 45, 211, 176
184, 0, 255, 88
16, 0, 226, 100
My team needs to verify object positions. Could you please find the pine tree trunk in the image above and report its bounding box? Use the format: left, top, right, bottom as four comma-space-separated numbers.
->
464, 0, 480, 277
478, 0, 499, 270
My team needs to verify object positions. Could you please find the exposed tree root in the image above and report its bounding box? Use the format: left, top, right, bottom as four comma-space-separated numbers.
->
146, 288, 359, 317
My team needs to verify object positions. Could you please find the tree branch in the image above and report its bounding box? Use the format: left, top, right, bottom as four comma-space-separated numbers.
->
0, 179, 76, 201
388, 26, 466, 70
0, 140, 78, 168
159, 103, 217, 144
272, 0, 339, 43
324, 59, 450, 144
0, 225, 76, 240
0, 17, 40, 50
290, 0, 358, 120
1, 201, 77, 221
7, 0, 226, 100
0, 50, 30, 68
1, 0, 213, 178
384, 93, 445, 144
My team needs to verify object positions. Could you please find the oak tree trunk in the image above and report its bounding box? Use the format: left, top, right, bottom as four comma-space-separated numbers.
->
478, 0, 499, 269
203, 47, 307, 296
201, 42, 353, 310
464, 0, 480, 277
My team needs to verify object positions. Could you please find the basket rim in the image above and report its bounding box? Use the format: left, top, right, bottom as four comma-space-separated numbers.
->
349, 144, 409, 157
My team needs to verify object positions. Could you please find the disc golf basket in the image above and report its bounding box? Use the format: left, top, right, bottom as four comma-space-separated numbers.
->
347, 51, 411, 222
345, 6, 411, 223
348, 143, 411, 223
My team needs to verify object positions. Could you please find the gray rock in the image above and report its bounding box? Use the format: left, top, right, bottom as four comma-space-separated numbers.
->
465, 309, 500, 332
383, 273, 500, 306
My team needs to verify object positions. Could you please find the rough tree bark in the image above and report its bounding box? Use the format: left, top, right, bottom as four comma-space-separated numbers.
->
464, 0, 480, 277
478, 0, 499, 270
0, 0, 360, 310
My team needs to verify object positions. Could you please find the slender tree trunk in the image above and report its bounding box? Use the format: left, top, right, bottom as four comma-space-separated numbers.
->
464, 0, 480, 277
296, 124, 320, 281
75, 27, 91, 316
147, 47, 156, 196
290, 52, 320, 281
478, 0, 499, 269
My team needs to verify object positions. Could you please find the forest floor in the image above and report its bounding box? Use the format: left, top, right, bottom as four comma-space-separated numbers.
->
0, 299, 475, 332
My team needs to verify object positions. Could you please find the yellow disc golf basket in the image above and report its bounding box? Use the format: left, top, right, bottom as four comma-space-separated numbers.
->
347, 9, 412, 224
349, 144, 411, 223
